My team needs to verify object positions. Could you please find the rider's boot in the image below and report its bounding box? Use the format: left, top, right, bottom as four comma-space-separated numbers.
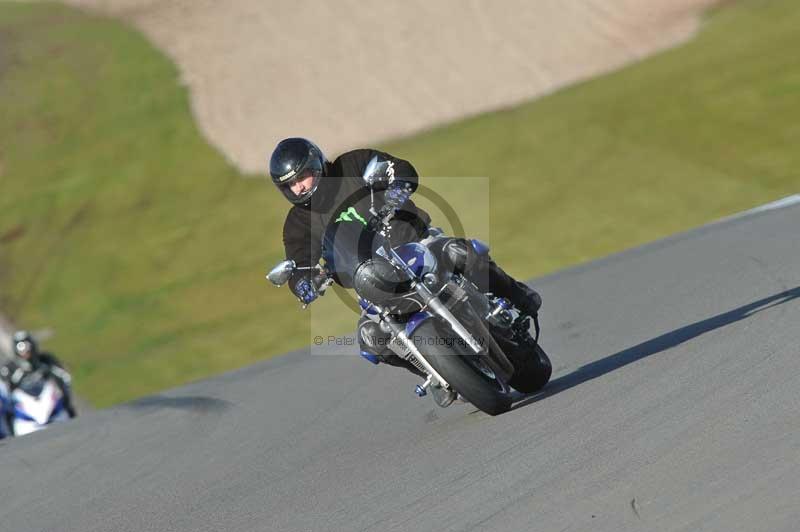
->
477, 251, 542, 316
499, 274, 542, 317
438, 238, 542, 316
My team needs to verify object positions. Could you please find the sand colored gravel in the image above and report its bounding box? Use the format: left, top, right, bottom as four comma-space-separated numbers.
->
62, 0, 719, 173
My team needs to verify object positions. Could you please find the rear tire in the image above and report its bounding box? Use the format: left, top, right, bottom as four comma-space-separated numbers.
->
411, 320, 512, 416
507, 342, 552, 394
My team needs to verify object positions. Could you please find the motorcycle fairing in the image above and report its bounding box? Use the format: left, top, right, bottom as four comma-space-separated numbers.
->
394, 242, 437, 277
470, 239, 490, 256
404, 311, 433, 336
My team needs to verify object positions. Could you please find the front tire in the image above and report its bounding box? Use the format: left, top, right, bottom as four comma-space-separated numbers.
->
411, 320, 512, 416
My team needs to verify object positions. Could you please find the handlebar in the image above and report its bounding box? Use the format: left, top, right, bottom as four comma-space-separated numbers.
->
312, 271, 331, 292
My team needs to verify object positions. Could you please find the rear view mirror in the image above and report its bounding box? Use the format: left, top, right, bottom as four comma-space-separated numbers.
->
267, 259, 296, 286
362, 155, 391, 186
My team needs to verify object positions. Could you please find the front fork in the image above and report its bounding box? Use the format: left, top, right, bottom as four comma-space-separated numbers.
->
413, 281, 516, 383
375, 243, 517, 394
376, 280, 516, 394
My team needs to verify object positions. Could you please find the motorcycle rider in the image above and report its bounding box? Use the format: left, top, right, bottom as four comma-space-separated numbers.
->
0, 378, 10, 439
269, 138, 542, 402
0, 330, 77, 433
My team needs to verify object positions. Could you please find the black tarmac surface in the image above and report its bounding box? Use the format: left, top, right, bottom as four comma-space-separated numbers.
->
2, 199, 799, 532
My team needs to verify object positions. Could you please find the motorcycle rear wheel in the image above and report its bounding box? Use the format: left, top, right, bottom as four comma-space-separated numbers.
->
507, 342, 552, 394
411, 320, 512, 416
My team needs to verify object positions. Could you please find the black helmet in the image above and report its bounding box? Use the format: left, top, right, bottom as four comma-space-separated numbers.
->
12, 330, 39, 365
269, 137, 326, 205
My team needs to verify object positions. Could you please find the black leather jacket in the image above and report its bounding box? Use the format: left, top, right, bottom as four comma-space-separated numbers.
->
282, 149, 431, 296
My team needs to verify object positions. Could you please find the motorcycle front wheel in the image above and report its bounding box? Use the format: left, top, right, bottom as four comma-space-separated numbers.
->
411, 319, 512, 416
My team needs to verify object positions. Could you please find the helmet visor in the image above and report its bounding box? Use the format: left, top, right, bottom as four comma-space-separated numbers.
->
278, 164, 323, 205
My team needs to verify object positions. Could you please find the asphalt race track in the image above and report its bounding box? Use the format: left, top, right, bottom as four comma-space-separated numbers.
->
2, 199, 799, 532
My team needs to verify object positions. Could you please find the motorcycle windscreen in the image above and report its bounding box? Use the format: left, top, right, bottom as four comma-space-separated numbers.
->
321, 219, 387, 288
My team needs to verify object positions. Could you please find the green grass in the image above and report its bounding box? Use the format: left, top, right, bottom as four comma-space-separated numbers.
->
382, 0, 800, 275
0, 1, 797, 406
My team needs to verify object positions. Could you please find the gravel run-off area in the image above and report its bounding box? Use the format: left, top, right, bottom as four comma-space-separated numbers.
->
62, 0, 720, 172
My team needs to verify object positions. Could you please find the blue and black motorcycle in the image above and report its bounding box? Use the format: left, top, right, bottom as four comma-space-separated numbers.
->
268, 163, 551, 416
